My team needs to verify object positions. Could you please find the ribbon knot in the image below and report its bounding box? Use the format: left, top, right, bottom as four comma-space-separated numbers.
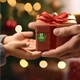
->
37, 11, 68, 24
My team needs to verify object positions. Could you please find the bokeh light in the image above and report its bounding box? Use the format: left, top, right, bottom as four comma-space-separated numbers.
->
58, 61, 66, 69
19, 59, 29, 68
0, 14, 2, 20
7, 0, 17, 7
28, 10, 36, 16
39, 60, 48, 68
33, 2, 41, 11
15, 25, 22, 32
15, 3, 25, 11
0, 0, 6, 3
36, 15, 39, 19
24, 3, 32, 12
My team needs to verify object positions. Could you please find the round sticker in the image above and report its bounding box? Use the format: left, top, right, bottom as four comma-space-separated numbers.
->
38, 33, 46, 42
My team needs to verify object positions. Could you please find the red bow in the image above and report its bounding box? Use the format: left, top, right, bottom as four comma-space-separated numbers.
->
37, 12, 68, 24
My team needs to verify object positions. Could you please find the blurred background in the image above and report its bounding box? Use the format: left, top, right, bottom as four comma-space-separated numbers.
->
0, 0, 80, 80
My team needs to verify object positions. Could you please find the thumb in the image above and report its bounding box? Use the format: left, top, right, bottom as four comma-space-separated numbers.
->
12, 41, 29, 48
53, 25, 80, 37
53, 27, 68, 37
28, 22, 36, 29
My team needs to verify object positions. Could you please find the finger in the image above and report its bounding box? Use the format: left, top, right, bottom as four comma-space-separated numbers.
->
28, 42, 36, 46
23, 39, 36, 42
11, 49, 32, 59
23, 42, 36, 50
58, 53, 73, 59
42, 34, 80, 57
12, 41, 28, 48
42, 41, 70, 57
59, 53, 80, 59
28, 22, 36, 29
28, 51, 42, 60
22, 40, 35, 47
53, 25, 80, 37
19, 50, 41, 60
30, 39, 36, 43
23, 47, 36, 51
22, 32, 34, 37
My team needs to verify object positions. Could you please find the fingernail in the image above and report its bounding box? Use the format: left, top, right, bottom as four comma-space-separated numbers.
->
26, 43, 29, 47
54, 28, 60, 35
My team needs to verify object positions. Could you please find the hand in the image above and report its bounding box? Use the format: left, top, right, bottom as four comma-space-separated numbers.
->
3, 31, 33, 44
3, 31, 36, 51
42, 25, 80, 59
28, 22, 80, 59
2, 31, 42, 59
4, 41, 41, 60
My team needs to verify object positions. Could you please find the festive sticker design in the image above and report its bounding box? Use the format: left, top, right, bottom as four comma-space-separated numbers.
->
38, 33, 46, 42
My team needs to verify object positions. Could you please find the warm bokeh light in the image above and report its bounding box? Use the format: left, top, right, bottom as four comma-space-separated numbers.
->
28, 10, 35, 16
58, 61, 66, 69
15, 25, 22, 32
19, 59, 29, 68
36, 15, 39, 19
39, 60, 48, 68
7, 0, 17, 7
0, 0, 6, 3
24, 3, 32, 12
15, 3, 25, 11
0, 14, 2, 20
33, 2, 41, 11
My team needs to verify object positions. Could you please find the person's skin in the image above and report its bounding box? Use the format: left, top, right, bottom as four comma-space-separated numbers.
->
3, 32, 36, 51
28, 22, 80, 59
3, 31, 34, 44
2, 31, 41, 60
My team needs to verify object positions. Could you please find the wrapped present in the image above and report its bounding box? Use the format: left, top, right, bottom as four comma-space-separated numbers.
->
35, 12, 77, 51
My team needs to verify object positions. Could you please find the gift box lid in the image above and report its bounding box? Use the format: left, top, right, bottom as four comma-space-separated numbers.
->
35, 25, 50, 33
35, 24, 56, 33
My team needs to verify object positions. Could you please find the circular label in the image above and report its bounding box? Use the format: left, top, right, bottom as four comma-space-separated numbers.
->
38, 33, 46, 42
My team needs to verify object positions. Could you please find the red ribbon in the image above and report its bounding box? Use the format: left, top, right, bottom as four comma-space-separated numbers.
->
37, 11, 68, 24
